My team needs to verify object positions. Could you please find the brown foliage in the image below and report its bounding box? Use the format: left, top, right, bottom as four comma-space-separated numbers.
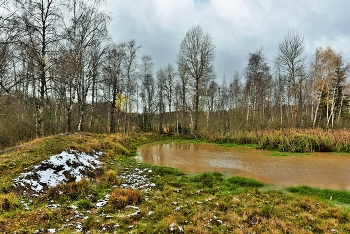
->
108, 188, 142, 210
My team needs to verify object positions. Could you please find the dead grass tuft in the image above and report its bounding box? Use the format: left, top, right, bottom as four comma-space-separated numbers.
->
0, 193, 20, 212
46, 178, 95, 201
100, 169, 119, 187
108, 188, 142, 210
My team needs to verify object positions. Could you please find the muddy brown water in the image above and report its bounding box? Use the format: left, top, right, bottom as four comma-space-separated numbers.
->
137, 142, 350, 190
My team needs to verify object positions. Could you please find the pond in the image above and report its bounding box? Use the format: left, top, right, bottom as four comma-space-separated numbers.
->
137, 142, 350, 190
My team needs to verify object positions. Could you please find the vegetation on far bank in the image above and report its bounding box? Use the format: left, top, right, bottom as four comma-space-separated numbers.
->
200, 128, 350, 153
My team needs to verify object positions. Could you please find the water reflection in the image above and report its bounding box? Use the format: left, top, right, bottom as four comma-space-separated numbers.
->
137, 142, 350, 190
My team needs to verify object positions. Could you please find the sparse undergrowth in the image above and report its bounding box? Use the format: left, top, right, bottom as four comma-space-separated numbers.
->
0, 132, 350, 233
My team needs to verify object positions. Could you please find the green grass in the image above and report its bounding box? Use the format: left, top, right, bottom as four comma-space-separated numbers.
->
153, 166, 185, 176
225, 176, 264, 188
2, 132, 350, 233
268, 151, 313, 157
217, 142, 257, 149
287, 185, 350, 205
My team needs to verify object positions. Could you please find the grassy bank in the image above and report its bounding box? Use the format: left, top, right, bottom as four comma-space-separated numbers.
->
201, 128, 350, 152
1, 132, 350, 233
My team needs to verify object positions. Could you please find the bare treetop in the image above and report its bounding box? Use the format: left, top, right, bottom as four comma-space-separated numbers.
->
177, 25, 216, 131
177, 25, 215, 81
276, 30, 306, 79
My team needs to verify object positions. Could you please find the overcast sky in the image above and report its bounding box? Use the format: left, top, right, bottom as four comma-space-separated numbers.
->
101, 0, 350, 82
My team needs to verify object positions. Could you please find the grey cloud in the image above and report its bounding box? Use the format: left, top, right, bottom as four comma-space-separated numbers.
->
104, 0, 350, 82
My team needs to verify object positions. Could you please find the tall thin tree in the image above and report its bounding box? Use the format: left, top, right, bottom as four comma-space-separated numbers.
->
177, 25, 216, 131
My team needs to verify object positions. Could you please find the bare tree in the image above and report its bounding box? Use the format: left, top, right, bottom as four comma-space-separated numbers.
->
62, 0, 110, 132
228, 71, 243, 130
229, 71, 242, 110
156, 68, 166, 133
123, 39, 141, 132
164, 63, 176, 131
15, 0, 61, 137
177, 25, 216, 131
0, 0, 17, 93
275, 31, 306, 127
205, 80, 219, 128
140, 55, 155, 131
272, 62, 288, 127
219, 77, 229, 131
177, 65, 191, 130
244, 48, 272, 126
103, 43, 125, 133
50, 49, 74, 132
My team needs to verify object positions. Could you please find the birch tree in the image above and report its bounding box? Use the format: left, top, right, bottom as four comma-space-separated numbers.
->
62, 0, 109, 132
177, 25, 216, 131
312, 47, 348, 127
244, 48, 271, 125
140, 55, 155, 131
15, 0, 60, 137
275, 31, 306, 127
164, 63, 176, 130
103, 43, 125, 133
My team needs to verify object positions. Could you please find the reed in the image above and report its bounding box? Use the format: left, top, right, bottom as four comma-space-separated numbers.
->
201, 128, 350, 152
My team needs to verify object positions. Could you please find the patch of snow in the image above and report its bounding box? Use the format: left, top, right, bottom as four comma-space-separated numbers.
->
125, 205, 141, 217
95, 194, 110, 208
69, 205, 78, 210
118, 168, 156, 191
125, 205, 140, 210
148, 211, 154, 216
76, 222, 83, 232
46, 204, 61, 209
12, 150, 103, 195
169, 223, 184, 233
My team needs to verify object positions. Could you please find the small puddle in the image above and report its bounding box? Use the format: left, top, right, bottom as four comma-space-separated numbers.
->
137, 142, 350, 190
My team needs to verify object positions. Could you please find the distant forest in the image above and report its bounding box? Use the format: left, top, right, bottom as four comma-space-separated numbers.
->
1, 0, 349, 148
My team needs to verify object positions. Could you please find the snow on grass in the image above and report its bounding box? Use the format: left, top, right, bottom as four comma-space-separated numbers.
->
12, 149, 103, 195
